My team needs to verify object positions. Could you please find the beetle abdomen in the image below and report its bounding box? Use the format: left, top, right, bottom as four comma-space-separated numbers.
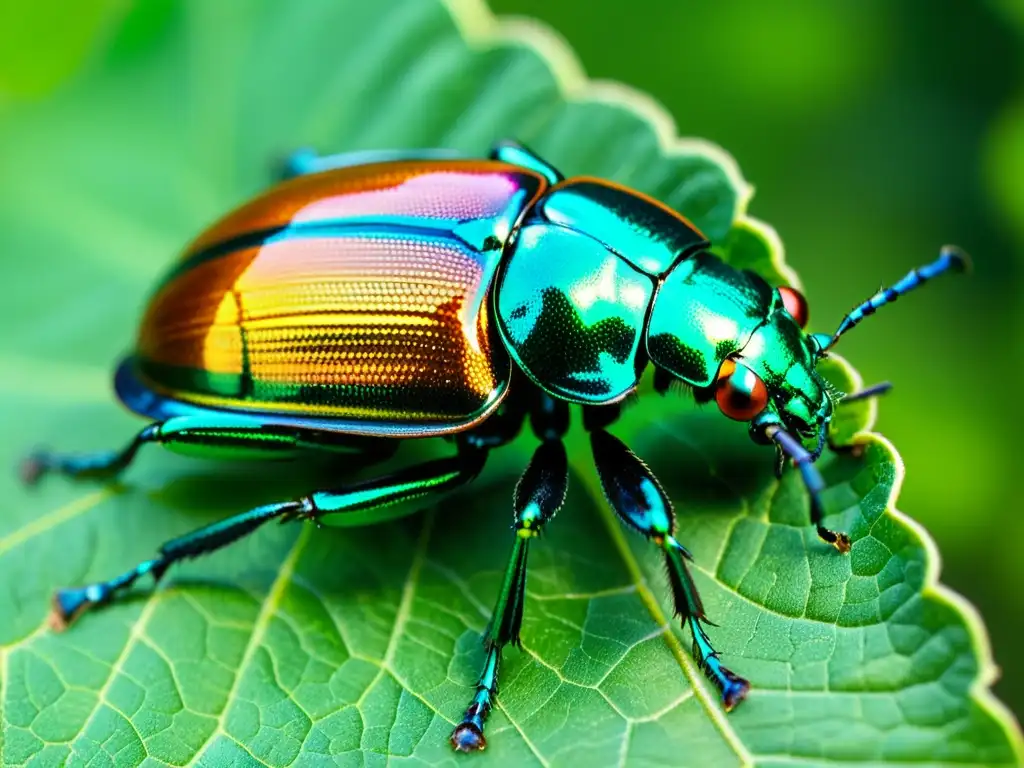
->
129, 162, 547, 435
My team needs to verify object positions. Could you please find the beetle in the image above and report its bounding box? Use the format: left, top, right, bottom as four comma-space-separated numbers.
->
21, 141, 966, 752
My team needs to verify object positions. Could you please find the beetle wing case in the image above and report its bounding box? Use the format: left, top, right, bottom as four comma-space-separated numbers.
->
126, 161, 548, 436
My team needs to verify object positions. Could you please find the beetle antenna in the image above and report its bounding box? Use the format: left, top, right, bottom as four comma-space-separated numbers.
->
841, 382, 892, 404
818, 245, 969, 352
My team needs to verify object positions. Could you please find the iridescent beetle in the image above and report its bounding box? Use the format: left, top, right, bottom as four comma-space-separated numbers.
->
22, 142, 967, 752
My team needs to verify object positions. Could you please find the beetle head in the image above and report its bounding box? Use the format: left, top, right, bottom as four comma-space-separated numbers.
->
705, 290, 835, 455
705, 245, 969, 457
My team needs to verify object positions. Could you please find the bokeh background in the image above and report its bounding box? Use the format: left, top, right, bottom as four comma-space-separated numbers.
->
2, 0, 1021, 718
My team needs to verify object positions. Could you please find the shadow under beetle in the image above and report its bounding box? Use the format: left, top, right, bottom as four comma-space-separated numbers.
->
21, 141, 968, 752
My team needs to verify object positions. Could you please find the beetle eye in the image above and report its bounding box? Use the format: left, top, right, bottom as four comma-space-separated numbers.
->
778, 286, 809, 328
714, 359, 769, 421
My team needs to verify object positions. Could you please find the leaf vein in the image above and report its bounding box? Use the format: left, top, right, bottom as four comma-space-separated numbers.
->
68, 590, 167, 752
383, 511, 435, 667
578, 469, 755, 767
193, 524, 310, 763
0, 488, 113, 558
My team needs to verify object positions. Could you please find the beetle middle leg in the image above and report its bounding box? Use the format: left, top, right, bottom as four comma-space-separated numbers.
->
21, 415, 392, 485
43, 393, 533, 629
589, 427, 750, 711
450, 392, 569, 752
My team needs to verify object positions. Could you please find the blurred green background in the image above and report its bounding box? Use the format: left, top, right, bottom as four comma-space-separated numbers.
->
1, 0, 1021, 719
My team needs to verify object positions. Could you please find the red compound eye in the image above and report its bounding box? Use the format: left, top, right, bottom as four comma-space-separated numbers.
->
714, 359, 769, 421
778, 286, 809, 328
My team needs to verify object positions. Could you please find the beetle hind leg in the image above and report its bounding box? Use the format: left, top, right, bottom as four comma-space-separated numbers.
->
20, 414, 386, 487
277, 147, 465, 180
21, 424, 160, 485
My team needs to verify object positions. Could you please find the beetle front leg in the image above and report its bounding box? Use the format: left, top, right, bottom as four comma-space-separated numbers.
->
589, 428, 750, 711
768, 426, 851, 553
450, 438, 568, 752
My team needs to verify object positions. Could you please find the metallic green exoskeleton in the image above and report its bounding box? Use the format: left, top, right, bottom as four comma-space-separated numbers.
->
21, 141, 967, 753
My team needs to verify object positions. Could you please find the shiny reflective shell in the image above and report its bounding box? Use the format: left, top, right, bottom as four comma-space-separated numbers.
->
126, 161, 547, 435
494, 176, 771, 403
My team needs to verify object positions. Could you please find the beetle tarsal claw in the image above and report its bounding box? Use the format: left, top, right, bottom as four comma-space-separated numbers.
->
721, 672, 751, 712
19, 452, 48, 486
450, 722, 486, 752
48, 587, 96, 632
818, 526, 852, 554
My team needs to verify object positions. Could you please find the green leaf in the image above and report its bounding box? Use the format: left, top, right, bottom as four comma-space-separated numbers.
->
0, 1, 1020, 765
0, 0, 128, 98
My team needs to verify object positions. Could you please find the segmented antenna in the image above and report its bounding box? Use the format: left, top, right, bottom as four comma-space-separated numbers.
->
820, 245, 970, 352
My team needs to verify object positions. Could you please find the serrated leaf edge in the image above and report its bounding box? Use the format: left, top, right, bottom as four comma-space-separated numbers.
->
826, 355, 1024, 764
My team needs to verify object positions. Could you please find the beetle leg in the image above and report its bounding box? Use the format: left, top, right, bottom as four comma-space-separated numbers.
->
278, 147, 465, 179
488, 140, 564, 185
21, 415, 392, 486
589, 428, 750, 712
21, 424, 161, 485
458, 395, 529, 450
582, 402, 622, 432
450, 438, 568, 752
49, 497, 306, 631
768, 426, 851, 553
49, 449, 486, 630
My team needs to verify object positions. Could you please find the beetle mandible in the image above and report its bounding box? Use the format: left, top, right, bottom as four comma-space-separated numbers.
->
21, 141, 967, 752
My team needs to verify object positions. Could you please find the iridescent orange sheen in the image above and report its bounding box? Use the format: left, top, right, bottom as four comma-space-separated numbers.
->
135, 162, 548, 433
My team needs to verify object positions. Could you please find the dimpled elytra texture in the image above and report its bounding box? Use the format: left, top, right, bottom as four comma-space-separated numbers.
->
185, 161, 543, 254
134, 163, 549, 430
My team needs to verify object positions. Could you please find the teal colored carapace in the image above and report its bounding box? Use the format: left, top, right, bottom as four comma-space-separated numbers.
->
21, 140, 968, 754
